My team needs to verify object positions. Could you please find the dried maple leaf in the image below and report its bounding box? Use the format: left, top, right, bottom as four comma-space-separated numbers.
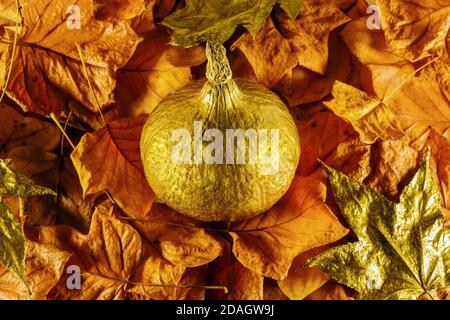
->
324, 57, 450, 144
231, 0, 350, 87
328, 19, 450, 144
116, 31, 205, 117
376, 0, 450, 62
308, 152, 450, 300
274, 33, 351, 105
230, 171, 349, 280
0, 0, 141, 116
129, 203, 224, 268
0, 239, 71, 299
39, 205, 185, 300
71, 116, 154, 219
162, 0, 304, 47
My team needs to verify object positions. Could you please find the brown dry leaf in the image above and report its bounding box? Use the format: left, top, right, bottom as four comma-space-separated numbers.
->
274, 32, 351, 107
126, 244, 187, 300
1, 0, 141, 116
324, 57, 450, 144
295, 104, 356, 177
230, 171, 349, 280
328, 18, 450, 144
128, 265, 207, 300
94, 0, 146, 22
231, 0, 350, 87
304, 282, 353, 300
263, 279, 289, 300
365, 129, 450, 222
116, 30, 205, 117
209, 247, 264, 300
71, 115, 154, 219
0, 104, 95, 229
340, 18, 406, 66
278, 246, 331, 300
39, 205, 182, 300
324, 136, 372, 182
130, 203, 223, 268
0, 239, 71, 300
377, 0, 450, 62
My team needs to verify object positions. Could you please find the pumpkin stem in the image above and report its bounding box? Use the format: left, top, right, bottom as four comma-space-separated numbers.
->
206, 41, 232, 85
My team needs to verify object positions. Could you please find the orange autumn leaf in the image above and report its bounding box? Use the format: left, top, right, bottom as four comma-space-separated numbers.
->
295, 103, 356, 176
377, 0, 450, 62
39, 205, 187, 300
0, 0, 141, 116
208, 245, 264, 300
232, 0, 350, 87
129, 203, 224, 268
304, 282, 353, 300
274, 33, 352, 107
278, 245, 332, 300
230, 171, 349, 280
116, 30, 205, 117
71, 116, 154, 219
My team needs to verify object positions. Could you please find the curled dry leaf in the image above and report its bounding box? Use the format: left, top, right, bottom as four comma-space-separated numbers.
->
376, 0, 450, 62
39, 206, 143, 299
0, 239, 71, 300
230, 171, 349, 280
328, 18, 450, 144
0, 0, 141, 116
129, 203, 224, 268
71, 116, 154, 219
274, 33, 351, 106
232, 0, 350, 87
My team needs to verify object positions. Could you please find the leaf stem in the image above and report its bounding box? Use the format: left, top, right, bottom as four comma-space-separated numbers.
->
50, 113, 76, 149
75, 43, 107, 127
381, 56, 440, 104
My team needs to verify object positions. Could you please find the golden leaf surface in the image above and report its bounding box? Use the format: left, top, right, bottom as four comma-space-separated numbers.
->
309, 152, 450, 299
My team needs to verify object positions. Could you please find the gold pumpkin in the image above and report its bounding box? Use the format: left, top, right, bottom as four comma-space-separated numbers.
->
141, 42, 300, 222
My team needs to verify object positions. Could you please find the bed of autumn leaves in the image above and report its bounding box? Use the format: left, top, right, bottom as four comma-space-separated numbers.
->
0, 0, 449, 300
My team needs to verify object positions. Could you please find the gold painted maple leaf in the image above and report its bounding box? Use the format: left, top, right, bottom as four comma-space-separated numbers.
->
308, 151, 450, 300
